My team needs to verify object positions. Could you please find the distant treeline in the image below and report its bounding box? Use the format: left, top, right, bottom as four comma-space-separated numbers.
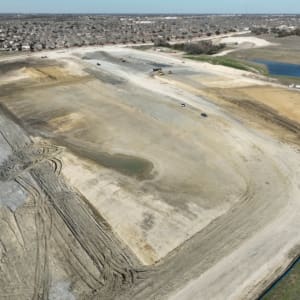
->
273, 28, 300, 37
154, 39, 226, 55
251, 26, 300, 38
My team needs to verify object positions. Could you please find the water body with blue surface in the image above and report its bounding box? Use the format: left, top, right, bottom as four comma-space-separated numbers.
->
254, 59, 300, 78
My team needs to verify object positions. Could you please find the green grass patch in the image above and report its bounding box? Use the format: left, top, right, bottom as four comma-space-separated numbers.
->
185, 55, 268, 75
261, 261, 300, 300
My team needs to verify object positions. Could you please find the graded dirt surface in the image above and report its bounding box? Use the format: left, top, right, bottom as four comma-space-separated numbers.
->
0, 45, 300, 300
218, 86, 300, 124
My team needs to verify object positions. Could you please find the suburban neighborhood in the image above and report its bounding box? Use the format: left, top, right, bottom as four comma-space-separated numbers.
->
1, 14, 300, 52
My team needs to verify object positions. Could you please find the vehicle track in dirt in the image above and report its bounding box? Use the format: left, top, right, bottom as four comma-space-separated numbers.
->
0, 94, 297, 300
0, 108, 151, 299
1, 48, 300, 300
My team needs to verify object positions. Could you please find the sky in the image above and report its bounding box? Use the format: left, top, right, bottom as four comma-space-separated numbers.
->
1, 0, 300, 14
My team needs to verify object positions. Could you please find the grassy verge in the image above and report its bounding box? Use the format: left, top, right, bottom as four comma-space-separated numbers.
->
185, 55, 268, 75
272, 75, 300, 86
261, 261, 300, 300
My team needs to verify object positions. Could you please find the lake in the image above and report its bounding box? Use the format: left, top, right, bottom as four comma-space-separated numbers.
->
254, 59, 300, 78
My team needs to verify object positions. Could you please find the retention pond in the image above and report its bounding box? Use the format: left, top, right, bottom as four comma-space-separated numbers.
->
254, 59, 300, 78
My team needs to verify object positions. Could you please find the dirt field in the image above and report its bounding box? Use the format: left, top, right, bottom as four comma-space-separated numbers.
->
0, 45, 300, 299
219, 86, 300, 124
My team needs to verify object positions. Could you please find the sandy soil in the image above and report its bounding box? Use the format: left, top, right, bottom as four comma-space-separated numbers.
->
226, 86, 300, 124
220, 36, 273, 47
0, 43, 299, 300
215, 36, 274, 57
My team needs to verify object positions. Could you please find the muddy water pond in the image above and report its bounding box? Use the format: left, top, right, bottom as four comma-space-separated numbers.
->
56, 138, 154, 180
87, 151, 154, 180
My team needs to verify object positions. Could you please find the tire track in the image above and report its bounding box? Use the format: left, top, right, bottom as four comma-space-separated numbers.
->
0, 101, 296, 300
15, 175, 51, 300
0, 122, 149, 298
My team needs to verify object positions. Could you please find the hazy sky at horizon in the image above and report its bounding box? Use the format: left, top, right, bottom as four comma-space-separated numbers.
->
1, 0, 300, 14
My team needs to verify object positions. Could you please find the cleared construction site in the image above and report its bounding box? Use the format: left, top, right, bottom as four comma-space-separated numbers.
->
0, 45, 300, 300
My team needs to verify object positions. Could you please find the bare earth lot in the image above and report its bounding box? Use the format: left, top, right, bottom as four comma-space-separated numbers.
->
0, 45, 300, 300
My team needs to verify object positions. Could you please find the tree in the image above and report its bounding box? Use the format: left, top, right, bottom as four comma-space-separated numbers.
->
153, 38, 170, 47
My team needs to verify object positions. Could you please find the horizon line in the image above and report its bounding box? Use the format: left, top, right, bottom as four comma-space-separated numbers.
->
1, 12, 300, 15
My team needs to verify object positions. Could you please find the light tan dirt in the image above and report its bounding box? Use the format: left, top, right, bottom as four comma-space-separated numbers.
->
224, 86, 300, 124
0, 45, 300, 300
